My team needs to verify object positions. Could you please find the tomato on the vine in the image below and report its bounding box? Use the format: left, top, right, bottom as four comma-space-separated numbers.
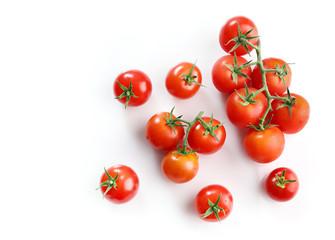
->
271, 93, 310, 134
265, 167, 299, 201
188, 116, 226, 154
195, 184, 233, 222
98, 165, 139, 204
251, 58, 292, 96
219, 16, 258, 56
226, 87, 267, 128
243, 126, 285, 163
114, 70, 152, 108
161, 148, 199, 183
165, 62, 202, 99
145, 110, 185, 150
212, 55, 252, 94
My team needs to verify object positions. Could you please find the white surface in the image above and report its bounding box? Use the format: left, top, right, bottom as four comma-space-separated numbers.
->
0, 0, 334, 239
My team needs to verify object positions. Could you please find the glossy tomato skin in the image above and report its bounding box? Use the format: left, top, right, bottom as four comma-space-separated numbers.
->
99, 165, 139, 204
226, 87, 267, 128
114, 70, 152, 107
251, 58, 292, 96
161, 148, 199, 183
212, 55, 252, 94
195, 184, 233, 222
145, 112, 185, 150
165, 62, 202, 99
219, 16, 258, 56
243, 126, 285, 163
188, 117, 226, 154
265, 167, 299, 201
271, 93, 310, 134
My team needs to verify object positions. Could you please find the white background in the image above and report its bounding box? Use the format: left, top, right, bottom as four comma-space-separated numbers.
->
1, 0, 334, 239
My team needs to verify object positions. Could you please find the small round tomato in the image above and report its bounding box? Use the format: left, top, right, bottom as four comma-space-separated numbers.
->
271, 93, 310, 134
243, 126, 285, 163
145, 111, 185, 150
265, 167, 299, 201
251, 58, 292, 96
165, 62, 202, 99
98, 165, 139, 204
212, 55, 252, 94
195, 184, 233, 222
161, 148, 199, 183
219, 16, 258, 56
226, 87, 267, 128
114, 70, 152, 108
188, 117, 226, 154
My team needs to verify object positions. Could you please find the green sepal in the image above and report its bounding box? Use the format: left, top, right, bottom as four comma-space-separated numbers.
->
247, 115, 278, 131
200, 194, 225, 222
226, 22, 259, 56
224, 53, 252, 85
199, 114, 223, 142
275, 88, 297, 118
165, 107, 186, 134
275, 169, 296, 189
171, 144, 199, 155
115, 80, 139, 109
180, 60, 205, 87
97, 168, 119, 198
236, 83, 258, 106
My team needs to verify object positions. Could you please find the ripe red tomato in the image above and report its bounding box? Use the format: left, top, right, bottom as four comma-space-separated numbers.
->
188, 117, 226, 154
165, 62, 202, 99
145, 111, 185, 150
98, 165, 139, 204
226, 87, 267, 128
195, 184, 233, 222
265, 167, 299, 201
243, 126, 285, 163
114, 70, 152, 108
161, 148, 199, 183
219, 16, 258, 56
271, 93, 310, 134
251, 58, 292, 96
212, 55, 252, 94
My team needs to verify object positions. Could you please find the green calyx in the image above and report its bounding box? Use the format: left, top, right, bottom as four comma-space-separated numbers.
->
200, 194, 225, 222
224, 53, 252, 84
165, 107, 186, 134
171, 144, 199, 155
115, 80, 138, 109
226, 22, 259, 55
236, 83, 259, 106
199, 114, 223, 142
97, 168, 119, 197
248, 114, 277, 131
275, 169, 296, 189
180, 61, 204, 87
274, 63, 291, 88
275, 88, 297, 118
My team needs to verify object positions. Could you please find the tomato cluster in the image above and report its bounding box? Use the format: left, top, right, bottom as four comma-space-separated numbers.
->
100, 16, 309, 222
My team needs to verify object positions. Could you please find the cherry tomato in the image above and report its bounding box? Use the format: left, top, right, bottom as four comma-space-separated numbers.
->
114, 70, 152, 108
145, 111, 185, 150
226, 87, 267, 128
212, 55, 252, 94
195, 184, 233, 222
98, 165, 139, 204
219, 16, 258, 56
188, 117, 226, 154
251, 58, 292, 96
161, 148, 199, 183
265, 167, 299, 202
243, 126, 285, 163
271, 93, 310, 134
165, 62, 202, 99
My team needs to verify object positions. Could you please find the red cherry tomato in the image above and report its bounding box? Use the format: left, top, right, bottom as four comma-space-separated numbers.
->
226, 87, 267, 128
271, 93, 310, 134
212, 55, 252, 94
114, 70, 152, 108
165, 62, 202, 99
243, 126, 285, 163
188, 117, 226, 154
219, 16, 258, 56
161, 148, 199, 183
251, 58, 292, 96
98, 165, 139, 204
265, 167, 299, 201
195, 184, 233, 222
145, 111, 185, 151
